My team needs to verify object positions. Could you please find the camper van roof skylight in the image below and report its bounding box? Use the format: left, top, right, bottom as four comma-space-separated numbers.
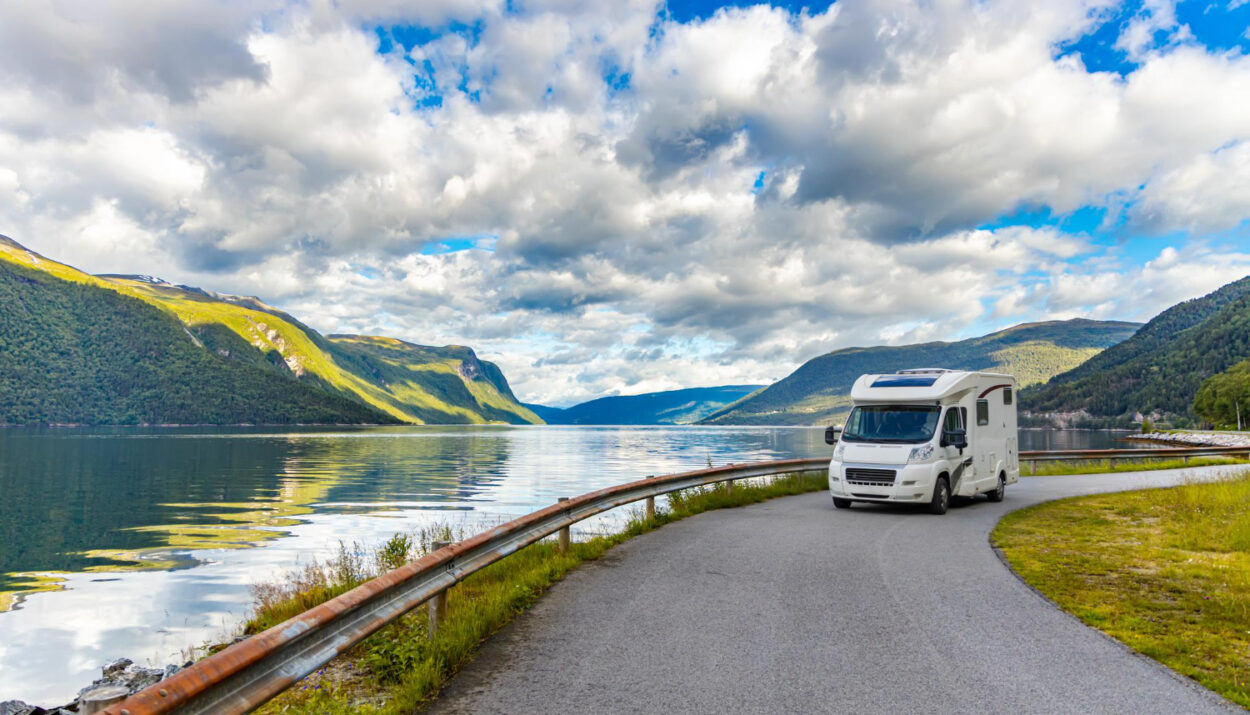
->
896, 368, 952, 375
872, 374, 939, 387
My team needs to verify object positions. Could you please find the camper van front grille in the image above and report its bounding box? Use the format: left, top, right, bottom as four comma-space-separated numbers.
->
845, 468, 897, 486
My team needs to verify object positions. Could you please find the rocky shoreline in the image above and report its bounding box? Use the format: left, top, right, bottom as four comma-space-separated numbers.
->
0, 658, 187, 715
1128, 431, 1250, 448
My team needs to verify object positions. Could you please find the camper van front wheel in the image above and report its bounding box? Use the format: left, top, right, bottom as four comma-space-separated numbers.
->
987, 473, 1006, 503
928, 477, 950, 515
832, 497, 852, 509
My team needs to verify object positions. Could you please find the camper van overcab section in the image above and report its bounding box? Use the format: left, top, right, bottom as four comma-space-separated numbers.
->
826, 369, 1019, 515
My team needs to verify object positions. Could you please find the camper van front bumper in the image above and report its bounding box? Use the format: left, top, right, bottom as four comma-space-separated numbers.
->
829, 462, 936, 502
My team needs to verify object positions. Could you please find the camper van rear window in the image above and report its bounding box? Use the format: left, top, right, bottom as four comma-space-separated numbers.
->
871, 375, 939, 387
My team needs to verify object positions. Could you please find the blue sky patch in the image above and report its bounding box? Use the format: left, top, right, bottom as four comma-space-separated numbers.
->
420, 236, 496, 255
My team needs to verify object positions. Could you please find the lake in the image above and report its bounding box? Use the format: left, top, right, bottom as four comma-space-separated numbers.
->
0, 425, 1131, 704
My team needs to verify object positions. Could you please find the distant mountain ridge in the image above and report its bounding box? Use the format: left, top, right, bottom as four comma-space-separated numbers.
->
534, 385, 764, 425
0, 235, 539, 426
1024, 276, 1250, 424
701, 319, 1141, 426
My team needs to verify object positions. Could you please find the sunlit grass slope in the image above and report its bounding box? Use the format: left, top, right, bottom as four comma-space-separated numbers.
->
329, 335, 540, 425
0, 236, 539, 425
994, 471, 1250, 708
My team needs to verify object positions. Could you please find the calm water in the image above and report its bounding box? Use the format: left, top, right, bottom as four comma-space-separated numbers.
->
0, 425, 1130, 704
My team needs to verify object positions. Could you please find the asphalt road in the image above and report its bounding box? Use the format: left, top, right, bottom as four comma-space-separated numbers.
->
431, 466, 1244, 714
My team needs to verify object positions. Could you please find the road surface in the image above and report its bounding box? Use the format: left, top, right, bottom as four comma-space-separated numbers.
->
431, 466, 1243, 714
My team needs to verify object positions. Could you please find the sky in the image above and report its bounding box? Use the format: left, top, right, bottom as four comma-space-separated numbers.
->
1, 0, 1248, 406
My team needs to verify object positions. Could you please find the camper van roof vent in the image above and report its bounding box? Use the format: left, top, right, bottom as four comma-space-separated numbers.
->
896, 368, 953, 375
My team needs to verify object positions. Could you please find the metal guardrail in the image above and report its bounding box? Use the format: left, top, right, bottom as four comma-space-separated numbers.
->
1019, 446, 1250, 473
103, 457, 829, 715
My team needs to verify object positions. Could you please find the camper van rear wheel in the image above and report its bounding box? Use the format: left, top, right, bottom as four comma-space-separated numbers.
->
928, 477, 950, 515
987, 473, 1006, 503
832, 497, 852, 509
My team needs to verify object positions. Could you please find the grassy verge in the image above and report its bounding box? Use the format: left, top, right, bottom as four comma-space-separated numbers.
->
241, 471, 827, 714
1025, 456, 1247, 476
993, 470, 1250, 708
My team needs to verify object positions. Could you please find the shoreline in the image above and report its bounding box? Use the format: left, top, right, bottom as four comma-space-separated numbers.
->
1126, 430, 1250, 448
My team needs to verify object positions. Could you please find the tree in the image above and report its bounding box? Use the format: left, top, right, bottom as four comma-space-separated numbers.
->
1194, 360, 1250, 430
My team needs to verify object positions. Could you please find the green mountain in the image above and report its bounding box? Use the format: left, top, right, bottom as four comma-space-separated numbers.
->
523, 402, 572, 423
534, 385, 765, 425
329, 335, 539, 425
0, 236, 539, 426
701, 319, 1141, 426
1024, 276, 1250, 425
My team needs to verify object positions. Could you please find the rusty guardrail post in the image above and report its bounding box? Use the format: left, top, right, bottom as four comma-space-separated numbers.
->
645, 476, 655, 520
557, 498, 570, 553
427, 540, 450, 640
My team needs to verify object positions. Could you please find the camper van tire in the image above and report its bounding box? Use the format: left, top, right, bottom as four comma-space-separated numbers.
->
929, 476, 951, 515
987, 473, 1006, 503
832, 497, 852, 509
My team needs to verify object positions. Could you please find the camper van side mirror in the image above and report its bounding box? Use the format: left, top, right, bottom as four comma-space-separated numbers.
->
942, 428, 967, 451
824, 425, 842, 445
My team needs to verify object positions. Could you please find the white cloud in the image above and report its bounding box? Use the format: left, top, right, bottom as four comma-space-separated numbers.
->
1, 0, 1248, 404
1115, 0, 1181, 60
1129, 141, 1250, 235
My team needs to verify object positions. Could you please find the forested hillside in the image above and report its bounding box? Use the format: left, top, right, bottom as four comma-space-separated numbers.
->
1195, 359, 1250, 427
1024, 276, 1250, 424
0, 259, 388, 425
0, 236, 540, 425
537, 385, 763, 425
702, 319, 1140, 425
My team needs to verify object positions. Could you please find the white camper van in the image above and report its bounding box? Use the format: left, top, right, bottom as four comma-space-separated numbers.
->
825, 369, 1019, 515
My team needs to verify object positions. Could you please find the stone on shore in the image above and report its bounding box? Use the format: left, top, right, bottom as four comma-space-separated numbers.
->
1134, 431, 1250, 448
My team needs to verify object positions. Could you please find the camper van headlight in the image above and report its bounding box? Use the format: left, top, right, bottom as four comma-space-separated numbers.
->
833, 443, 846, 461
908, 444, 934, 463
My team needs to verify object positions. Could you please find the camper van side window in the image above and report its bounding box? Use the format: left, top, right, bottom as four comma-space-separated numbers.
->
1003, 387, 1013, 405
943, 407, 962, 433
976, 399, 989, 426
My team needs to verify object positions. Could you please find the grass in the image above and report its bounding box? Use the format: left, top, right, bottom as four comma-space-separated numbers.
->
1025, 456, 1249, 476
993, 469, 1250, 708
239, 471, 828, 714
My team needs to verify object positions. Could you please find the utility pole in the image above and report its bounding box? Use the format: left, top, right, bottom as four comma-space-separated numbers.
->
1237, 398, 1243, 432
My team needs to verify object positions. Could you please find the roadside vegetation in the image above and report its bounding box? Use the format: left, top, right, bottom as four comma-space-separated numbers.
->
1024, 455, 1248, 476
236, 471, 827, 714
993, 470, 1250, 708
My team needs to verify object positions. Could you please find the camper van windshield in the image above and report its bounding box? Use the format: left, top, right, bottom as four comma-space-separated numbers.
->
841, 405, 941, 444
